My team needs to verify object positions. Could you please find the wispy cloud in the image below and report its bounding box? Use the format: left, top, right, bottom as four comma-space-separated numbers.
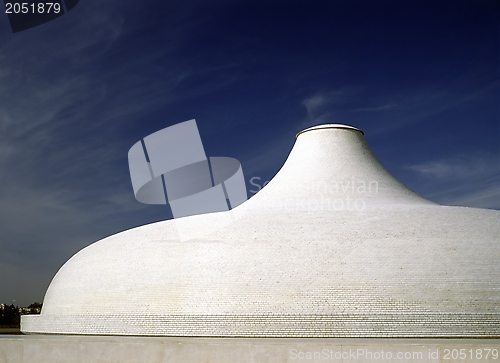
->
406, 155, 500, 180
300, 89, 397, 129
298, 68, 499, 139
347, 103, 395, 112
0, 0, 187, 304
302, 90, 344, 118
405, 153, 500, 209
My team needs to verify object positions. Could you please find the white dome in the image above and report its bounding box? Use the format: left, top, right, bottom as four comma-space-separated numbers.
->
22, 125, 500, 337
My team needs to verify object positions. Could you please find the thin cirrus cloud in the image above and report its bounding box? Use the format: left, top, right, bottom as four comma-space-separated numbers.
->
0, 1, 180, 304
347, 104, 395, 113
302, 90, 350, 117
405, 153, 500, 209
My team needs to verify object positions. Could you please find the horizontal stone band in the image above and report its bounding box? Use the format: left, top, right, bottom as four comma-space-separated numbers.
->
22, 313, 500, 337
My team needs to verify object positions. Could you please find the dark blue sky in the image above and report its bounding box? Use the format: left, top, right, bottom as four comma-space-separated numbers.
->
0, 0, 499, 305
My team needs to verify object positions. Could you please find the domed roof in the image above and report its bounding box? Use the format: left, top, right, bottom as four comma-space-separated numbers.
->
22, 124, 500, 337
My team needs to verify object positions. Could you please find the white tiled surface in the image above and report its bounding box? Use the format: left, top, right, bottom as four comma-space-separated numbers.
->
21, 126, 500, 337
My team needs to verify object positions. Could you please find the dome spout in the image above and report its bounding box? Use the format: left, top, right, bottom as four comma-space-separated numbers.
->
249, 124, 433, 208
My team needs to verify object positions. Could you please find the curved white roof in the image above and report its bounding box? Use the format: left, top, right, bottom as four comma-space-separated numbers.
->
22, 125, 500, 337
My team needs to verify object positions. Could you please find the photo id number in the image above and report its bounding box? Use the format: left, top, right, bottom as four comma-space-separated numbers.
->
5, 3, 61, 14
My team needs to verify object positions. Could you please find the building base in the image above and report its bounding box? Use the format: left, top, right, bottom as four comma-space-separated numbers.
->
1, 335, 499, 363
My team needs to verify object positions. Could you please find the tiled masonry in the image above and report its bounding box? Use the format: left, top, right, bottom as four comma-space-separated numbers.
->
21, 127, 500, 338
22, 313, 500, 337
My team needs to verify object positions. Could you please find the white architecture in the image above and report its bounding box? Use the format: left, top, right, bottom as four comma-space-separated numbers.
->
21, 124, 500, 337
